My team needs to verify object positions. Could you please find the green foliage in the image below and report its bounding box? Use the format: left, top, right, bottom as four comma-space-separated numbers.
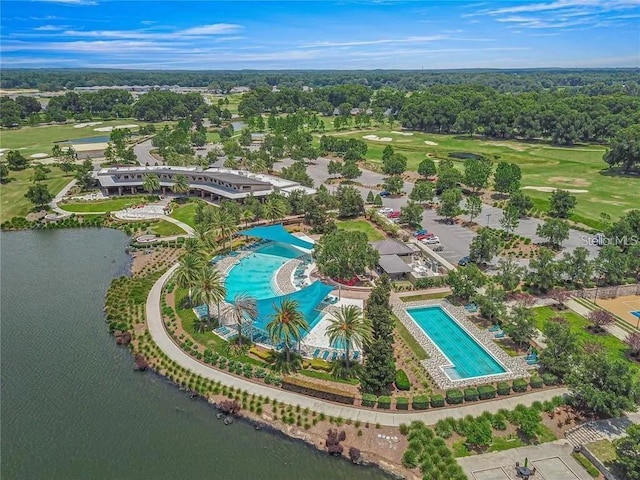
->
529, 376, 544, 388
394, 369, 411, 391
464, 419, 493, 449
437, 187, 463, 221
494, 162, 522, 194
435, 418, 454, 438
464, 387, 479, 402
24, 182, 53, 208
538, 315, 581, 380
511, 379, 529, 393
377, 396, 391, 409
463, 156, 492, 192
446, 389, 464, 405
314, 229, 378, 280
549, 189, 577, 218
615, 424, 640, 480
469, 227, 501, 264
572, 453, 600, 478
477, 384, 497, 400
396, 397, 409, 410
361, 393, 377, 407
430, 394, 445, 408
536, 217, 570, 247
447, 263, 486, 301
412, 395, 429, 410
604, 125, 640, 174
497, 381, 511, 395
542, 373, 558, 386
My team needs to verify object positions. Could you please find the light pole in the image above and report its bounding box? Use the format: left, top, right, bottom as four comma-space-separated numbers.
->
486, 213, 492, 227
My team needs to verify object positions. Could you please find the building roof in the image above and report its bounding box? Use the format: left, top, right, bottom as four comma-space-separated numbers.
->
378, 255, 412, 275
370, 238, 415, 256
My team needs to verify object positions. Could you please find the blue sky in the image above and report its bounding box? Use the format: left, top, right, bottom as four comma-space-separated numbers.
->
1, 0, 639, 69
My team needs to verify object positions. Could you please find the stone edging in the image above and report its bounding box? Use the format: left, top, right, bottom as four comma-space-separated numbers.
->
392, 299, 530, 389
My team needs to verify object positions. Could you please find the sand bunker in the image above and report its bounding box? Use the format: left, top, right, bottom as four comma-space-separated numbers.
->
393, 131, 414, 136
74, 122, 103, 128
72, 142, 109, 152
424, 141, 438, 146
363, 135, 393, 142
30, 153, 50, 159
523, 186, 588, 193
94, 124, 138, 132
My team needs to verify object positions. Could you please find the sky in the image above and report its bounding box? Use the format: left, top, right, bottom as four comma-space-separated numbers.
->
1, 0, 639, 70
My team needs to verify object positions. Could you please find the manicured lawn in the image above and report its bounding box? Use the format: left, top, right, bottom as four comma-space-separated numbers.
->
150, 220, 186, 237
533, 306, 639, 374
400, 292, 449, 302
60, 196, 150, 213
336, 219, 385, 241
318, 128, 638, 227
169, 201, 201, 228
206, 131, 221, 143
298, 369, 359, 385
0, 167, 73, 222
393, 314, 429, 360
587, 439, 618, 463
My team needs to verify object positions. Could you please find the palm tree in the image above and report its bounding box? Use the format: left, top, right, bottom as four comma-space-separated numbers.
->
192, 222, 212, 246
171, 174, 190, 196
223, 292, 258, 345
173, 253, 205, 302
266, 299, 308, 363
326, 305, 372, 369
190, 267, 227, 325
142, 173, 160, 194
263, 197, 286, 224
240, 208, 255, 227
217, 209, 238, 252
183, 237, 202, 256
193, 315, 209, 334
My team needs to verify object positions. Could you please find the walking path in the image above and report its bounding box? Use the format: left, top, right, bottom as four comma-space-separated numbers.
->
146, 265, 568, 426
49, 178, 77, 215
565, 413, 640, 447
565, 298, 629, 341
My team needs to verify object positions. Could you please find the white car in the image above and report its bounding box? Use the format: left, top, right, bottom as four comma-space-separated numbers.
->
422, 236, 440, 244
378, 207, 393, 214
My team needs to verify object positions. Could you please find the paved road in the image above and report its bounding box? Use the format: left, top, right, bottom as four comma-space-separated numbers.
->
147, 265, 568, 426
133, 140, 160, 166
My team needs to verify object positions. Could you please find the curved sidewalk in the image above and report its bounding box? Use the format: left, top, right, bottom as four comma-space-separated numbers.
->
146, 266, 568, 426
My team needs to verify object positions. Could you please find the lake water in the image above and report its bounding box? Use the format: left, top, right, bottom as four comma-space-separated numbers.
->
0, 229, 389, 480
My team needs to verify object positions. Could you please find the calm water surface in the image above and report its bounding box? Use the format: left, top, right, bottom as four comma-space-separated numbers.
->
0, 229, 389, 480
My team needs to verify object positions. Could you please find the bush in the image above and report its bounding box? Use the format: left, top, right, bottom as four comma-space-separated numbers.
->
512, 379, 529, 393
396, 397, 409, 410
530, 376, 544, 389
542, 373, 558, 386
478, 384, 497, 400
249, 346, 273, 362
281, 377, 355, 405
412, 395, 429, 410
497, 381, 511, 395
377, 396, 392, 409
395, 369, 411, 391
430, 394, 445, 408
402, 449, 419, 469
492, 413, 508, 430
446, 389, 464, 405
310, 358, 332, 372
361, 394, 377, 407
573, 452, 599, 478
464, 387, 479, 402
435, 419, 453, 438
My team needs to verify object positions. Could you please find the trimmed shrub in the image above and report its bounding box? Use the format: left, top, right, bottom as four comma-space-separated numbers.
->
542, 373, 558, 386
396, 397, 409, 410
512, 379, 528, 393
281, 377, 355, 405
310, 358, 332, 372
362, 394, 377, 407
249, 346, 273, 362
497, 381, 511, 395
395, 369, 411, 391
446, 389, 464, 405
430, 394, 445, 408
435, 419, 453, 438
377, 396, 392, 409
463, 387, 479, 402
412, 395, 429, 410
478, 384, 497, 400
530, 376, 544, 389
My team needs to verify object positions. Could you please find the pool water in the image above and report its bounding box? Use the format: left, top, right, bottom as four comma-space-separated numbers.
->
407, 306, 507, 380
631, 311, 640, 319
224, 242, 302, 301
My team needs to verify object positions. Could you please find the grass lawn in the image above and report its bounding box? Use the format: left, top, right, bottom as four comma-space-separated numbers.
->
0, 167, 74, 222
587, 439, 618, 463
394, 314, 429, 360
336, 219, 385, 241
150, 220, 186, 237
317, 128, 638, 227
533, 306, 639, 375
60, 196, 150, 213
400, 292, 449, 302
169, 201, 201, 228
298, 368, 359, 385
206, 131, 221, 143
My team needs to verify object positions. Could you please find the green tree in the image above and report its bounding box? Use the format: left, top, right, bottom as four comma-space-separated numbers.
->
469, 227, 501, 264
0, 163, 8, 183
437, 188, 463, 223
314, 230, 379, 280
474, 282, 506, 323
373, 194, 383, 207
223, 292, 258, 346
382, 153, 407, 176
173, 252, 205, 302
383, 175, 403, 195
561, 247, 593, 288
548, 189, 577, 219
500, 205, 520, 235
493, 162, 522, 194
436, 167, 462, 193
567, 352, 640, 417
463, 157, 492, 193
504, 303, 537, 346
615, 424, 640, 480
24, 182, 53, 208
465, 195, 482, 223
326, 305, 372, 372
239, 128, 252, 147
191, 267, 226, 324
538, 316, 581, 380
536, 218, 570, 248
604, 125, 640, 173
336, 185, 364, 218
511, 406, 542, 440
399, 201, 423, 227
596, 245, 629, 286
31, 164, 49, 182
465, 420, 493, 449
417, 158, 437, 179
409, 181, 434, 203
6, 150, 29, 171
263, 196, 288, 224
366, 190, 374, 204
509, 190, 533, 216
171, 174, 190, 196
496, 255, 525, 292
341, 159, 361, 180
527, 247, 560, 293
447, 264, 486, 301
382, 145, 394, 163
266, 298, 309, 364
142, 173, 160, 194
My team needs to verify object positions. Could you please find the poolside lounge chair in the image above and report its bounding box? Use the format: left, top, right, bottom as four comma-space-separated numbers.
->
322, 350, 330, 360
330, 351, 338, 361
527, 358, 539, 365
489, 325, 501, 332
352, 351, 360, 361
465, 303, 479, 313
495, 331, 505, 338
313, 349, 320, 358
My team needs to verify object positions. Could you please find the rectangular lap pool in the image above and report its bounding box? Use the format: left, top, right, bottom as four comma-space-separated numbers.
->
407, 306, 507, 380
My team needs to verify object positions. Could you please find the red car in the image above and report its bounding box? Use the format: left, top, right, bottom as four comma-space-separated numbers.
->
387, 211, 400, 218
417, 233, 435, 240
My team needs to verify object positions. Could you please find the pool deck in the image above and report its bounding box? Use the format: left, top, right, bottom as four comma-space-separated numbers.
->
393, 299, 530, 389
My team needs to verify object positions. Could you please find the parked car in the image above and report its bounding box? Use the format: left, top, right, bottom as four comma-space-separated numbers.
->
387, 211, 400, 218
417, 233, 434, 240
422, 236, 440, 244
378, 207, 393, 214
432, 245, 444, 252
379, 191, 390, 197
458, 256, 473, 266
414, 229, 428, 236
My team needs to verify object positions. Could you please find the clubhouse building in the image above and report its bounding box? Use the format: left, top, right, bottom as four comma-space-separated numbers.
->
96, 166, 315, 201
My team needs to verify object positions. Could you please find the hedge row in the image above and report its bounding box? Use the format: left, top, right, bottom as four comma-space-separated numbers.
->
281, 377, 356, 405
395, 369, 411, 391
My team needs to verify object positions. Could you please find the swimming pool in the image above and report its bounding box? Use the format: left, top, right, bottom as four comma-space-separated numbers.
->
631, 311, 640, 319
224, 242, 302, 301
407, 306, 507, 380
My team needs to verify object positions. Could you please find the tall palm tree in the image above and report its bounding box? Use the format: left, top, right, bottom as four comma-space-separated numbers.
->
192, 222, 212, 246
263, 197, 285, 224
171, 174, 190, 196
326, 305, 372, 369
266, 299, 308, 363
190, 267, 227, 325
173, 252, 205, 302
217, 209, 238, 252
142, 173, 160, 194
183, 237, 202, 256
240, 208, 255, 227
223, 292, 258, 346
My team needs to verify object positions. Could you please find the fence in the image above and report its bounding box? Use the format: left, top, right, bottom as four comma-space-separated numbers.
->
574, 283, 640, 300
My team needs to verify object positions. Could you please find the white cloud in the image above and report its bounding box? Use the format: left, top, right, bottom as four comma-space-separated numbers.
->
300, 36, 446, 48
33, 0, 98, 5
486, 0, 640, 16
33, 24, 66, 31
179, 23, 243, 36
